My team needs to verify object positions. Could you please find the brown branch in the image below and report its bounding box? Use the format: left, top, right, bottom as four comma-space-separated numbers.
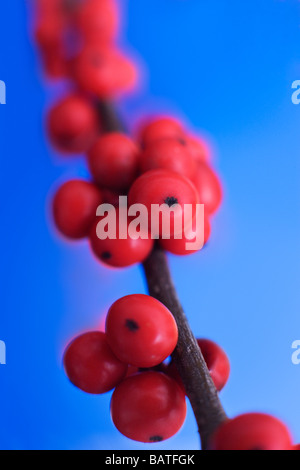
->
98, 100, 228, 450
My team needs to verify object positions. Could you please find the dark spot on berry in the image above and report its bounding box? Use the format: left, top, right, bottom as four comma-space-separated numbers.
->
177, 137, 187, 146
101, 251, 112, 260
149, 435, 163, 442
125, 319, 139, 332
164, 196, 178, 207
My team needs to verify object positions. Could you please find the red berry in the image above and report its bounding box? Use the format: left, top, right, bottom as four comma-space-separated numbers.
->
74, 0, 119, 43
111, 371, 187, 442
209, 413, 293, 450
52, 179, 102, 239
138, 117, 185, 147
88, 133, 139, 191
73, 44, 137, 98
193, 162, 222, 215
128, 169, 199, 237
105, 294, 178, 367
167, 339, 230, 392
63, 331, 128, 394
138, 138, 196, 179
186, 135, 211, 163
292, 444, 300, 450
47, 94, 99, 154
160, 213, 211, 256
89, 209, 153, 268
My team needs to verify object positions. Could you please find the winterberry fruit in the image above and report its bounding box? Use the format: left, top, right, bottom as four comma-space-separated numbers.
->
128, 169, 199, 237
88, 133, 139, 191
209, 413, 293, 450
73, 44, 137, 98
63, 331, 128, 394
193, 162, 222, 215
52, 179, 102, 239
160, 213, 211, 256
105, 294, 178, 367
74, 0, 119, 43
167, 339, 230, 392
89, 210, 153, 268
47, 94, 99, 154
138, 138, 196, 179
111, 371, 187, 442
138, 117, 185, 147
186, 135, 211, 163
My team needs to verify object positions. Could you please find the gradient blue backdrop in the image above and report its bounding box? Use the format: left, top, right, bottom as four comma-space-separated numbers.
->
0, 0, 300, 450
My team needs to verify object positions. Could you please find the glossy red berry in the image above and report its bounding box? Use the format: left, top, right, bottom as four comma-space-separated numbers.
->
128, 169, 199, 237
111, 371, 187, 442
160, 213, 211, 256
73, 44, 137, 98
63, 331, 128, 394
167, 339, 230, 392
52, 179, 102, 239
74, 0, 119, 43
138, 117, 185, 147
138, 138, 196, 179
186, 135, 211, 163
88, 133, 139, 191
209, 413, 293, 450
193, 162, 222, 215
89, 210, 153, 268
47, 94, 99, 154
105, 294, 178, 367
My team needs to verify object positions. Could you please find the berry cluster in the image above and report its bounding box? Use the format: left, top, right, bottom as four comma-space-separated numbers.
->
52, 116, 222, 267
64, 294, 230, 443
34, 0, 136, 93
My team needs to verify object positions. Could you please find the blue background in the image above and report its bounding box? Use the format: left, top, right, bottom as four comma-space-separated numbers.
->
0, 0, 300, 450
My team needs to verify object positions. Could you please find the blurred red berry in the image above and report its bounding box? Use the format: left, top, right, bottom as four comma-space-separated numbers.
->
63, 331, 127, 394
52, 179, 102, 239
74, 0, 119, 43
209, 413, 293, 450
111, 371, 187, 442
186, 135, 211, 163
167, 339, 230, 392
138, 117, 185, 147
88, 133, 139, 191
193, 162, 222, 216
89, 209, 153, 268
47, 94, 99, 154
73, 44, 137, 98
160, 214, 211, 256
128, 169, 199, 237
105, 294, 178, 368
139, 138, 196, 179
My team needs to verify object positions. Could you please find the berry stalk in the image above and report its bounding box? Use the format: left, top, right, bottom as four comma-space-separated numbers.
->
98, 100, 227, 449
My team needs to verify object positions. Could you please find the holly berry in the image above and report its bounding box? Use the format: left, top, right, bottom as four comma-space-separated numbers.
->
209, 413, 293, 450
111, 371, 187, 442
47, 94, 99, 154
52, 179, 102, 239
89, 210, 153, 268
63, 331, 128, 394
72, 44, 137, 98
105, 294, 178, 367
193, 162, 222, 216
74, 0, 119, 44
167, 339, 230, 392
128, 169, 199, 237
138, 116, 185, 147
138, 138, 196, 179
88, 133, 139, 191
160, 213, 211, 256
